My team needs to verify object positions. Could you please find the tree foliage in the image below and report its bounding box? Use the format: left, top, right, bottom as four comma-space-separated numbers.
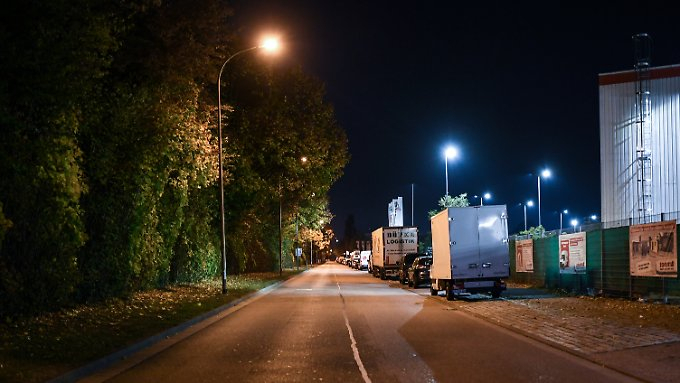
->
519, 225, 547, 238
428, 193, 470, 218
0, 0, 348, 315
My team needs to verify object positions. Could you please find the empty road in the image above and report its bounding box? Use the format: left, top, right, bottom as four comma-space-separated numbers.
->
84, 262, 640, 382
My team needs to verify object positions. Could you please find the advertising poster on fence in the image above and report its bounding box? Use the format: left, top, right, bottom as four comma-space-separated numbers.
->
558, 232, 586, 274
515, 239, 534, 272
629, 220, 677, 278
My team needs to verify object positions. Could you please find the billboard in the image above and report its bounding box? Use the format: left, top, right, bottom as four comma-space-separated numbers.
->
388, 197, 403, 227
559, 232, 586, 274
515, 239, 534, 273
629, 220, 677, 277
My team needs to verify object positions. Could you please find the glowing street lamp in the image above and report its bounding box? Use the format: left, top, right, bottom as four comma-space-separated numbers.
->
481, 192, 491, 206
523, 200, 534, 232
444, 146, 459, 196
571, 218, 579, 233
537, 169, 551, 228
217, 36, 280, 294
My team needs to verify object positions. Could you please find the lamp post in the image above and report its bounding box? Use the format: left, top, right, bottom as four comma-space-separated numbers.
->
444, 146, 459, 196
559, 209, 568, 234
537, 169, 551, 228
480, 192, 491, 206
524, 200, 534, 232
217, 37, 279, 293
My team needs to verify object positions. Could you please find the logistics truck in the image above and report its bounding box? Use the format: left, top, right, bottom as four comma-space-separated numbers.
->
371, 226, 418, 280
430, 205, 509, 300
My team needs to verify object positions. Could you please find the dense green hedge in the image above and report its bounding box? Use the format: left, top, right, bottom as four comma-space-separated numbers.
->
0, 0, 347, 316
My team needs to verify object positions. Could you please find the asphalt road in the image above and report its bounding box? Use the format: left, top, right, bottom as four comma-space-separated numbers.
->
86, 263, 641, 383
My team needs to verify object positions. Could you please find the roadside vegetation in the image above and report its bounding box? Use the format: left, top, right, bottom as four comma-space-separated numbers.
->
0, 0, 347, 318
0, 271, 300, 383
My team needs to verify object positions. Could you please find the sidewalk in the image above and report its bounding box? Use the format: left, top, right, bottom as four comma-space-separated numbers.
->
446, 289, 680, 383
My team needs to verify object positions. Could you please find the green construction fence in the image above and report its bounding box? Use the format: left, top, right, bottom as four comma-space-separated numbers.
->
509, 224, 680, 299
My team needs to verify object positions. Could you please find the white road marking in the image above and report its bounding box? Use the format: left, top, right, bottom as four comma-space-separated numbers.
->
336, 279, 372, 383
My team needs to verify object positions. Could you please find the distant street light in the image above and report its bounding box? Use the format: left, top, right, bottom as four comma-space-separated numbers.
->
559, 209, 568, 234
537, 169, 551, 228
571, 218, 578, 233
523, 200, 534, 231
590, 214, 598, 221
481, 192, 491, 206
444, 146, 459, 196
217, 37, 280, 293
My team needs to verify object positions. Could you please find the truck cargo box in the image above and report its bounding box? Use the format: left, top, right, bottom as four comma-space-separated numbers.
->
430, 205, 509, 299
371, 226, 418, 279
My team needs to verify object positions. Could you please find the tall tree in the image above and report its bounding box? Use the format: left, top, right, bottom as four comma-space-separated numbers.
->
0, 0, 118, 313
78, 0, 234, 297
223, 64, 348, 271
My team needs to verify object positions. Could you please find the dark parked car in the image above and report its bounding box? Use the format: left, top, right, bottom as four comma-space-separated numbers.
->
408, 255, 432, 288
399, 252, 425, 285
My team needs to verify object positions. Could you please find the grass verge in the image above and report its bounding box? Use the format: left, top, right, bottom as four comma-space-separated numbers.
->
0, 270, 300, 383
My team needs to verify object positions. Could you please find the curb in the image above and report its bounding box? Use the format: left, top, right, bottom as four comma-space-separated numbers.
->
49, 271, 307, 383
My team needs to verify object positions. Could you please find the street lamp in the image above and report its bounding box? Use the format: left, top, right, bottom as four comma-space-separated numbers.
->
559, 209, 568, 234
480, 192, 491, 206
571, 218, 578, 233
444, 146, 459, 196
537, 169, 551, 228
217, 37, 280, 294
524, 200, 534, 232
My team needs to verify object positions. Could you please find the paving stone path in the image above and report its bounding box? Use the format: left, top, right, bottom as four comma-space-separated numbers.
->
452, 298, 680, 355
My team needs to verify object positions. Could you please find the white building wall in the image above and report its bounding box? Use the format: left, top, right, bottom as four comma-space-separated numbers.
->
599, 65, 680, 228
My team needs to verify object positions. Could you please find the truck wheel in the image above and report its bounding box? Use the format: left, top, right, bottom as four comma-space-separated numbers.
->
380, 269, 386, 280
491, 288, 501, 298
430, 287, 438, 296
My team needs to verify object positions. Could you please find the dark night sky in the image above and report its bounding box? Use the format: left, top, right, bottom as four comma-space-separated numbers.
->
233, 1, 680, 238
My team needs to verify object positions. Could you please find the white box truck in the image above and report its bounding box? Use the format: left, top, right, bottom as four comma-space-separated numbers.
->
371, 226, 418, 280
430, 205, 509, 300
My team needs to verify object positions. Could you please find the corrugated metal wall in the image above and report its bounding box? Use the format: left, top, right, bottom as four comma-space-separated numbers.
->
599, 65, 680, 228
509, 224, 680, 298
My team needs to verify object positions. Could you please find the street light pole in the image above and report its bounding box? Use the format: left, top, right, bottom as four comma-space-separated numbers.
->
217, 39, 280, 293
445, 156, 449, 196
444, 146, 458, 196
559, 209, 568, 234
537, 169, 551, 228
524, 200, 534, 232
481, 192, 491, 206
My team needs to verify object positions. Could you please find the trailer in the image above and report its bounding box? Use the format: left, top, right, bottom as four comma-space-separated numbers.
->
430, 205, 509, 300
371, 226, 418, 280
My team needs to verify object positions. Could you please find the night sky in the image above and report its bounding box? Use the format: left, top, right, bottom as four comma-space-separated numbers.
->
233, 1, 680, 238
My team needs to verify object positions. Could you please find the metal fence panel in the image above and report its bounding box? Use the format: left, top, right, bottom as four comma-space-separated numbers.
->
509, 224, 680, 299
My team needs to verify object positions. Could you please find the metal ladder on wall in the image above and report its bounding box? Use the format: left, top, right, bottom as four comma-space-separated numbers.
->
634, 33, 653, 224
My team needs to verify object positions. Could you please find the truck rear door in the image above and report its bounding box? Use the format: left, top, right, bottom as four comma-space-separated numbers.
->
477, 206, 509, 278
449, 207, 480, 280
